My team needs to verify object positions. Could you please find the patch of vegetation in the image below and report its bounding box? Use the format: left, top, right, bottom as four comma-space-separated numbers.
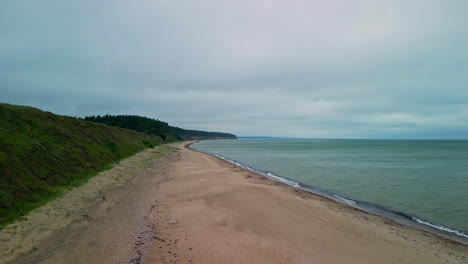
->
142, 140, 157, 148
0, 103, 165, 227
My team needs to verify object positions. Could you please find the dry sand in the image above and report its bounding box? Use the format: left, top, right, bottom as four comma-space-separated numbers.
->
0, 145, 177, 264
1, 142, 467, 264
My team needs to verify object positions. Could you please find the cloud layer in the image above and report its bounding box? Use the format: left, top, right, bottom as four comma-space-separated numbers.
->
1, 0, 467, 138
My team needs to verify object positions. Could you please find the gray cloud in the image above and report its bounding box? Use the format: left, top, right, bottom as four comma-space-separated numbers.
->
1, 0, 467, 138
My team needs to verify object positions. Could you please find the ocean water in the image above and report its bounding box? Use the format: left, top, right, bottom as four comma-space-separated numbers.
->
193, 139, 468, 239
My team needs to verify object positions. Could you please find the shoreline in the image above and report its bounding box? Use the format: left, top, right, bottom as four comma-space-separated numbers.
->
143, 141, 468, 263
189, 141, 468, 246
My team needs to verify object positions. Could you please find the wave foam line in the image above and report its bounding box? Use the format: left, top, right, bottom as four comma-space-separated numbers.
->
266, 172, 301, 188
333, 195, 357, 206
411, 217, 468, 239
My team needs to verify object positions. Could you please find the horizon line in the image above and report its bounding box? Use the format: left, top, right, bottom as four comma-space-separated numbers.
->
237, 136, 468, 140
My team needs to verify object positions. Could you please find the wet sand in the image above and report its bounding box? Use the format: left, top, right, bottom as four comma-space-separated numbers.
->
1, 142, 467, 263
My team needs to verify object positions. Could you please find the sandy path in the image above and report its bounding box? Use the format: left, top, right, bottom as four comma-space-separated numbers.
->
2, 142, 467, 263
1, 145, 177, 264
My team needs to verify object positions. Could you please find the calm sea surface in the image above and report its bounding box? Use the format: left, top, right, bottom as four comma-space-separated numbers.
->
194, 139, 468, 235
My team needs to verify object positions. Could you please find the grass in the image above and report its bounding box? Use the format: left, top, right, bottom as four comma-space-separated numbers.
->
0, 103, 166, 227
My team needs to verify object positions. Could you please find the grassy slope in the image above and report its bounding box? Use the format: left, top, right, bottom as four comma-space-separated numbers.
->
0, 103, 165, 226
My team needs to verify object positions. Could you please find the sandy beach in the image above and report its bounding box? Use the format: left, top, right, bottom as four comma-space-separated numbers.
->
1, 142, 467, 264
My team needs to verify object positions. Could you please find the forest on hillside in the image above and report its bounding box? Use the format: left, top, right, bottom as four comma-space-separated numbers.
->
83, 115, 237, 140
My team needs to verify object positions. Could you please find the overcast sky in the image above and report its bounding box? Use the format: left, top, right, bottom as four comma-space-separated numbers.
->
1, 0, 467, 138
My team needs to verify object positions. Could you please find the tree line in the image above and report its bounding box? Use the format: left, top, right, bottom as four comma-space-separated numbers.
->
83, 114, 237, 141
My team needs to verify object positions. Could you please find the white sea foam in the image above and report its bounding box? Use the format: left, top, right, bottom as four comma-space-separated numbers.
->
266, 172, 300, 188
334, 195, 357, 206
411, 217, 468, 239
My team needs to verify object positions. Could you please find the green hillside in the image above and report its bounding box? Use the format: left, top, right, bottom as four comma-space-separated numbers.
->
0, 103, 165, 226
